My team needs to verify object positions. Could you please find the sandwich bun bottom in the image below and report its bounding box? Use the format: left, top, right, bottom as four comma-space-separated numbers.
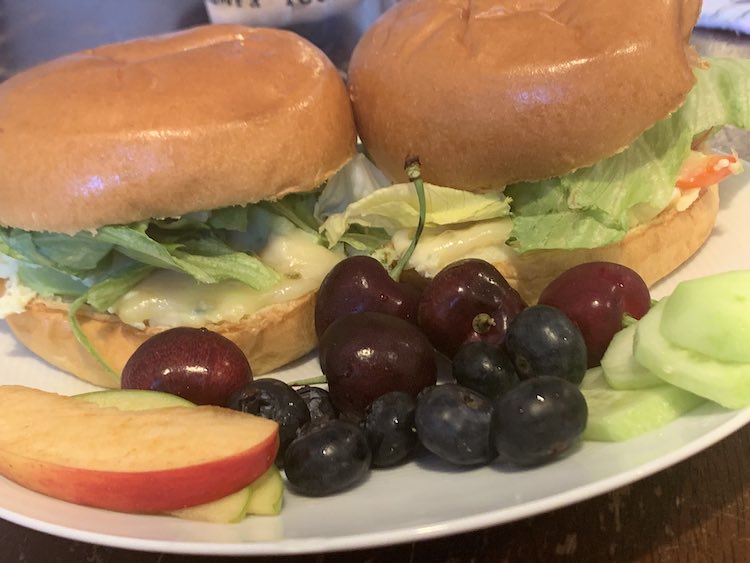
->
2, 185, 718, 386
4, 291, 317, 388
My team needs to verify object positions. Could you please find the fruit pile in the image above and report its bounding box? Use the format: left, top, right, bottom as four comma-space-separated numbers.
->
120, 256, 653, 497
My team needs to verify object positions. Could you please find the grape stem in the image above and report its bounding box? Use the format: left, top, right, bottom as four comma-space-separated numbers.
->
472, 313, 496, 334
288, 375, 327, 387
389, 156, 427, 282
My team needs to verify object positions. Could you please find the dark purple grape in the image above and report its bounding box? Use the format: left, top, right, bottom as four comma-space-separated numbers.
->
121, 327, 251, 406
296, 385, 338, 424
415, 384, 496, 466
418, 259, 526, 357
315, 255, 420, 338
364, 391, 418, 467
505, 305, 587, 385
492, 376, 587, 467
226, 378, 310, 462
284, 420, 371, 496
452, 341, 519, 400
539, 261, 650, 367
319, 312, 437, 415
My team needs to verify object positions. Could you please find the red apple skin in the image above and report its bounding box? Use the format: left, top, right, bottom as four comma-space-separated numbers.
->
0, 386, 279, 513
0, 434, 278, 513
0, 436, 277, 513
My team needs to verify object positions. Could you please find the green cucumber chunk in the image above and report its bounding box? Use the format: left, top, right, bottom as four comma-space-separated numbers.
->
635, 299, 750, 409
661, 271, 750, 364
581, 368, 704, 442
601, 324, 662, 390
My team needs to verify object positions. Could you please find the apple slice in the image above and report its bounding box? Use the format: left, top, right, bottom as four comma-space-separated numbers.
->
169, 466, 284, 523
246, 465, 284, 516
170, 485, 252, 523
75, 389, 194, 409
0, 385, 279, 513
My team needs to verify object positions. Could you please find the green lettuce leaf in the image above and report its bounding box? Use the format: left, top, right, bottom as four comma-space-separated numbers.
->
261, 192, 321, 237
95, 224, 279, 290
321, 182, 511, 245
506, 57, 750, 252
16, 263, 89, 297
68, 264, 155, 384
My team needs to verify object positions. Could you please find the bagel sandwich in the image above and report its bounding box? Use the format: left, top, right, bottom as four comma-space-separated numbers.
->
321, 0, 750, 303
0, 24, 356, 387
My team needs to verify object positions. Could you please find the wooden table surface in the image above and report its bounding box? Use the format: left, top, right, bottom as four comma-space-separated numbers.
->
2, 2, 750, 562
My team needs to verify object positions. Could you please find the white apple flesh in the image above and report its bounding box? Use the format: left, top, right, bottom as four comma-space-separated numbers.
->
0, 385, 279, 513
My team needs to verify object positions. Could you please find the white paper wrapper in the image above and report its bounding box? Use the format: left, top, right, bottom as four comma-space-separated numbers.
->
204, 0, 364, 27
699, 0, 750, 34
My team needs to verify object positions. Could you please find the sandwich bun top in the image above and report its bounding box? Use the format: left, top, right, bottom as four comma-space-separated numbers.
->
348, 0, 702, 189
0, 24, 356, 234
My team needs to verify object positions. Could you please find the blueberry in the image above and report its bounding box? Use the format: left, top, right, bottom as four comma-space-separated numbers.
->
364, 391, 418, 467
505, 305, 587, 384
415, 384, 496, 466
492, 376, 588, 467
284, 420, 371, 496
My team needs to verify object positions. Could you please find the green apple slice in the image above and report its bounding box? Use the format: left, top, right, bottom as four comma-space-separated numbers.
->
75, 389, 194, 409
247, 466, 284, 516
170, 486, 252, 523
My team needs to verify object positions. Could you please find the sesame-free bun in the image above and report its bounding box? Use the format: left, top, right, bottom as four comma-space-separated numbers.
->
349, 0, 701, 189
4, 291, 318, 388
0, 24, 355, 386
496, 185, 720, 303
0, 24, 356, 233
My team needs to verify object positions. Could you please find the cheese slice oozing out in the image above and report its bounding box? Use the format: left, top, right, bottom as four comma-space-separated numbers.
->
390, 219, 514, 279
111, 228, 343, 328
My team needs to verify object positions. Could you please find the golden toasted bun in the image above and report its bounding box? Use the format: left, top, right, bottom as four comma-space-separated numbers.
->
0, 24, 356, 233
349, 0, 702, 189
4, 291, 317, 388
497, 185, 719, 304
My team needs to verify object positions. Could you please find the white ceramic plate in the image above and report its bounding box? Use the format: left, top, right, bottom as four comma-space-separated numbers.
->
1, 173, 750, 556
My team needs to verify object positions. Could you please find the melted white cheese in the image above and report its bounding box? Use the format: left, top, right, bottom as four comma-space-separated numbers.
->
112, 228, 342, 328
390, 219, 514, 278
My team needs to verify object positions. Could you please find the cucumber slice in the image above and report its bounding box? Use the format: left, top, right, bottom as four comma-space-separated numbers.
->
581, 369, 704, 442
635, 299, 750, 409
601, 324, 661, 390
661, 271, 750, 364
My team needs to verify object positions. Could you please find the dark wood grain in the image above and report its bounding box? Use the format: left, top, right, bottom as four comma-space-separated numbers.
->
1, 3, 750, 562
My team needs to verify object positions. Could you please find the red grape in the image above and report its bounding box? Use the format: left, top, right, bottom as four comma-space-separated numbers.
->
538, 262, 650, 367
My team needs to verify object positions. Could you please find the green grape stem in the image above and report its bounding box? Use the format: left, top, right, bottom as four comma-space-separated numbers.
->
390, 156, 427, 282
288, 375, 328, 386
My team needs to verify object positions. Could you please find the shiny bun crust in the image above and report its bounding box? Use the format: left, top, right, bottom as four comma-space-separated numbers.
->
349, 0, 702, 188
497, 185, 720, 304
4, 291, 318, 388
0, 25, 356, 233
